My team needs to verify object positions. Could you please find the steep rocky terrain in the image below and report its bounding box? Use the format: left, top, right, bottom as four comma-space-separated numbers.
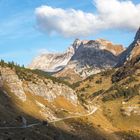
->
116, 27, 140, 67
112, 28, 140, 82
0, 61, 83, 121
29, 46, 75, 73
55, 39, 124, 83
30, 39, 124, 83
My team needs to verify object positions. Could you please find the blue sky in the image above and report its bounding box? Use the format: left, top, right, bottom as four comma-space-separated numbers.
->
0, 0, 140, 65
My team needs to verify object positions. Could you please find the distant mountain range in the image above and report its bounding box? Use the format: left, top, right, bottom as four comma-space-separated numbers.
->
30, 28, 140, 83
29, 38, 124, 82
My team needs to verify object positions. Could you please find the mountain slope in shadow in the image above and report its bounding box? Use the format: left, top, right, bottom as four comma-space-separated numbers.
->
0, 87, 115, 140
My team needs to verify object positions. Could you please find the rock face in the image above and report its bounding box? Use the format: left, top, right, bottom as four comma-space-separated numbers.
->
29, 46, 76, 73
55, 39, 124, 82
0, 66, 78, 104
24, 78, 77, 104
96, 39, 125, 56
0, 64, 81, 121
30, 39, 124, 82
116, 27, 140, 67
112, 27, 140, 82
64, 39, 123, 78
121, 106, 140, 116
0, 66, 26, 101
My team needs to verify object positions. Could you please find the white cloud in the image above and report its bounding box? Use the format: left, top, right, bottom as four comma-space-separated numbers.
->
35, 5, 103, 37
35, 0, 140, 37
95, 0, 140, 29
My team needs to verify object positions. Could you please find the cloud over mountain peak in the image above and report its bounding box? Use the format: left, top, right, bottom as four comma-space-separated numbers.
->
35, 0, 140, 37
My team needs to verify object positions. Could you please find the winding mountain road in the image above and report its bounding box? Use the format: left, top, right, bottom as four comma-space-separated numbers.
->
0, 107, 98, 129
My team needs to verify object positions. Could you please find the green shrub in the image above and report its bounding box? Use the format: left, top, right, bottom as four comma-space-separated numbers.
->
95, 78, 102, 84
0, 60, 73, 88
102, 85, 139, 102
88, 90, 104, 100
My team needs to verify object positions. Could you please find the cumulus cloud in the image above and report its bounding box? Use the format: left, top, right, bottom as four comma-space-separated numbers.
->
35, 5, 103, 37
95, 0, 140, 29
35, 0, 140, 37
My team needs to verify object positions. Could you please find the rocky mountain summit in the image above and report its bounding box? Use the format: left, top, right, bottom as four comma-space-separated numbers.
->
112, 27, 140, 82
29, 46, 75, 73
30, 39, 124, 82
116, 27, 140, 67
66, 39, 123, 75
55, 39, 124, 82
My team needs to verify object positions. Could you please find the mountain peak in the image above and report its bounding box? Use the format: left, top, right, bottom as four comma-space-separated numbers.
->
96, 39, 125, 56
72, 39, 89, 50
116, 27, 140, 67
134, 27, 140, 42
30, 38, 124, 81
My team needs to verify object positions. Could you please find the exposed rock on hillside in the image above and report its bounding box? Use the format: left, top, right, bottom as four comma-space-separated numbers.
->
29, 42, 78, 73
96, 39, 124, 56
116, 27, 140, 67
0, 62, 82, 121
30, 39, 124, 82
0, 66, 78, 104
0, 66, 26, 101
112, 27, 140, 82
55, 39, 124, 82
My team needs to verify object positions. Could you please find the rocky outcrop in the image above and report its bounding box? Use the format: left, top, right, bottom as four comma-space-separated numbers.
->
0, 66, 26, 101
116, 27, 140, 67
0, 63, 82, 121
121, 106, 140, 116
67, 40, 122, 77
96, 39, 124, 56
55, 39, 124, 82
24, 78, 78, 104
0, 65, 78, 105
30, 39, 124, 82
29, 46, 76, 73
112, 27, 140, 82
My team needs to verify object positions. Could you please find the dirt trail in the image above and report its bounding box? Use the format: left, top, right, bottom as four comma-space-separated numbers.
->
0, 107, 98, 129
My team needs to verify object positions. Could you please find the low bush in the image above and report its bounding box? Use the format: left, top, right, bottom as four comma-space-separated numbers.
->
102, 85, 139, 102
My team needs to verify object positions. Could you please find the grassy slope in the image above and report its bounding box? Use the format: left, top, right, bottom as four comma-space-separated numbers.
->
73, 67, 140, 139
0, 62, 113, 140
0, 88, 112, 140
0, 61, 140, 139
0, 91, 80, 140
